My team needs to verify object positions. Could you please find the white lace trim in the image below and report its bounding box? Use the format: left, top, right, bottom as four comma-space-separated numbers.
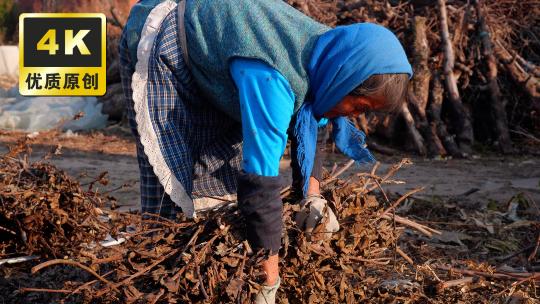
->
131, 0, 195, 217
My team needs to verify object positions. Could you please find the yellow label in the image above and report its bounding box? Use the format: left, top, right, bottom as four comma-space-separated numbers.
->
19, 13, 107, 96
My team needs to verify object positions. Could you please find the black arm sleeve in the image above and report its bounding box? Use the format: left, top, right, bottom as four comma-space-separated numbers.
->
237, 171, 284, 254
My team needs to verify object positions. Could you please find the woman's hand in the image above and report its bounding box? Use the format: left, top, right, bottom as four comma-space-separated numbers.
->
295, 194, 340, 239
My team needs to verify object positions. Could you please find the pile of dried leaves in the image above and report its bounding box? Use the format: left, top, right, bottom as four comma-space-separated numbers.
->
1, 140, 539, 303
10, 159, 431, 303
0, 139, 110, 258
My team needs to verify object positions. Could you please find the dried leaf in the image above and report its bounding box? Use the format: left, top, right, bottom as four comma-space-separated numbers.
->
226, 278, 244, 299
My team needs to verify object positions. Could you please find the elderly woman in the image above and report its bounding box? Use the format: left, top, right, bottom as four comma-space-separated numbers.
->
119, 0, 412, 302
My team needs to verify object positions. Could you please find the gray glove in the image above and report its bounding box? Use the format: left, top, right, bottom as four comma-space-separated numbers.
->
295, 195, 340, 239
255, 276, 280, 304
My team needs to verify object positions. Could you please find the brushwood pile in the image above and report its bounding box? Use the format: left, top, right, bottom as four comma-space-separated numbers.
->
0, 140, 538, 303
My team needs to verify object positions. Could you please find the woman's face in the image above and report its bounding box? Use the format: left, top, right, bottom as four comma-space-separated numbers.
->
322, 94, 387, 119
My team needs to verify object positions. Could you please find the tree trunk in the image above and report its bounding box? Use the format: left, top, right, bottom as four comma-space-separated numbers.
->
473, 0, 513, 154
401, 103, 426, 155
437, 0, 474, 154
409, 92, 445, 156
411, 16, 431, 115
410, 16, 444, 157
429, 72, 462, 157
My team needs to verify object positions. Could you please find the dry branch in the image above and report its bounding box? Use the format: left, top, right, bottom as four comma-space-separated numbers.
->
411, 16, 431, 116
494, 40, 540, 102
32, 259, 119, 292
436, 277, 475, 292
402, 103, 427, 154
428, 72, 462, 157
473, 0, 513, 153
437, 265, 540, 281
437, 0, 475, 154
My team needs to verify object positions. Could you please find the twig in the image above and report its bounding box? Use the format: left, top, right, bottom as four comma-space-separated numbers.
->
370, 161, 380, 176
396, 247, 414, 266
80, 171, 108, 187
370, 175, 398, 268
138, 212, 185, 227
363, 159, 412, 194
348, 256, 391, 265
437, 265, 540, 281
280, 185, 292, 197
374, 179, 391, 206
96, 249, 179, 296
373, 187, 425, 222
235, 250, 248, 278
365, 140, 399, 156
62, 270, 115, 303
192, 192, 235, 203
281, 159, 356, 198
513, 272, 540, 290
528, 230, 540, 262
381, 214, 441, 237
20, 287, 76, 294
400, 103, 426, 154
243, 240, 253, 256
436, 277, 475, 292
510, 129, 540, 144
32, 259, 119, 292
172, 225, 206, 281
101, 182, 137, 195
170, 230, 223, 298
197, 265, 209, 300
321, 159, 355, 187
493, 39, 540, 100
496, 245, 535, 262
392, 207, 397, 269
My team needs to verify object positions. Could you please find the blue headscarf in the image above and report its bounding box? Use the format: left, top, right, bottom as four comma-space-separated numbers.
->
294, 23, 413, 195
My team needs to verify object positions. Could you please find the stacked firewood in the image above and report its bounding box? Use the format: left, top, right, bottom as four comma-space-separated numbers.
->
288, 0, 540, 156
96, 0, 540, 155
0, 138, 110, 259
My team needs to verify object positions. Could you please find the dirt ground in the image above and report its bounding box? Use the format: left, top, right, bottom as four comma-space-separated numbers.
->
1, 127, 538, 212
